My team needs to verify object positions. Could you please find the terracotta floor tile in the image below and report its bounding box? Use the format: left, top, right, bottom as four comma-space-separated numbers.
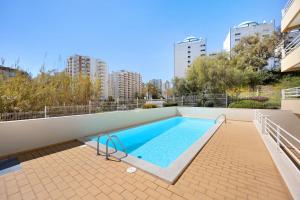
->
1, 122, 292, 200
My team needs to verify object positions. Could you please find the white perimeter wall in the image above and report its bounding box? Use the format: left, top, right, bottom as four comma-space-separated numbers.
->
281, 99, 300, 115
177, 107, 255, 121
0, 107, 261, 157
0, 107, 177, 157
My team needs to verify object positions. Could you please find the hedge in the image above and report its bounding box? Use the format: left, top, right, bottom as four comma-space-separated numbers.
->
163, 102, 178, 107
142, 104, 158, 109
229, 100, 279, 109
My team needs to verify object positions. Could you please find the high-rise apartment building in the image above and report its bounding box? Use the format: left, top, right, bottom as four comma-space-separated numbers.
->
174, 36, 206, 78
162, 80, 171, 98
149, 79, 162, 92
223, 20, 275, 52
108, 70, 143, 101
66, 55, 108, 99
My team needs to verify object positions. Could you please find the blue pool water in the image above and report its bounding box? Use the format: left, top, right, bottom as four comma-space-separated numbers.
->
90, 117, 215, 168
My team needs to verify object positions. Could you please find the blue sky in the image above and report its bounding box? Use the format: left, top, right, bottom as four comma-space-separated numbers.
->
0, 0, 285, 82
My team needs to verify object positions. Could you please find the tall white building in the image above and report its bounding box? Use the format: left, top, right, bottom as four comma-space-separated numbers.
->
108, 70, 143, 101
174, 36, 207, 78
223, 20, 275, 52
66, 55, 109, 99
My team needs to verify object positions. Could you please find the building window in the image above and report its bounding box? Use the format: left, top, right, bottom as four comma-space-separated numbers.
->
187, 51, 191, 53
187, 56, 190, 58
201, 44, 206, 47
201, 49, 205, 52
235, 33, 241, 36
188, 46, 191, 49
235, 38, 240, 42
187, 60, 190, 63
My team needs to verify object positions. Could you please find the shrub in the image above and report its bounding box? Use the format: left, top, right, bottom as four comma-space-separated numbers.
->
248, 96, 269, 102
163, 102, 178, 107
196, 101, 203, 107
264, 102, 280, 109
229, 100, 279, 109
229, 100, 264, 109
204, 101, 214, 107
142, 104, 157, 109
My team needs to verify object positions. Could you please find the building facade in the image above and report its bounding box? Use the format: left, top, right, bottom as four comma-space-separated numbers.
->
223, 20, 275, 52
149, 79, 162, 92
280, 0, 300, 114
108, 70, 143, 101
66, 55, 109, 99
0, 65, 23, 78
174, 36, 206, 78
162, 80, 171, 98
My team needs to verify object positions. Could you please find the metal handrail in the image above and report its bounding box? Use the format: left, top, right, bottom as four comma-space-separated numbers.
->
283, 33, 300, 57
254, 110, 300, 167
97, 133, 127, 160
282, 0, 295, 17
105, 135, 127, 160
282, 86, 300, 99
97, 133, 117, 156
215, 114, 226, 124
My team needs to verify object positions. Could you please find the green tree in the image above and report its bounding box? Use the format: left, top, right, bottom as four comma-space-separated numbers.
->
186, 52, 235, 94
145, 83, 159, 99
231, 33, 281, 71
172, 77, 189, 96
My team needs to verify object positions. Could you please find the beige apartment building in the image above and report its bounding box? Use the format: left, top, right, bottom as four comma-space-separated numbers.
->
281, 0, 300, 114
109, 70, 143, 101
66, 55, 109, 100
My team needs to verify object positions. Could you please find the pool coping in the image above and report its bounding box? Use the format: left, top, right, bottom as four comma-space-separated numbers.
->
80, 117, 224, 184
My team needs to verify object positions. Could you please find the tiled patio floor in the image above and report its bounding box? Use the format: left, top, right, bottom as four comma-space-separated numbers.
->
0, 121, 292, 200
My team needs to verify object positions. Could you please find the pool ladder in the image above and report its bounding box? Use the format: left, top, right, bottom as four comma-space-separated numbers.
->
215, 114, 226, 124
97, 133, 127, 160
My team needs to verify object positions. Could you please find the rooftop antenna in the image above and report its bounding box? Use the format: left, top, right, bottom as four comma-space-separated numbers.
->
58, 54, 62, 71
14, 57, 20, 69
41, 52, 47, 73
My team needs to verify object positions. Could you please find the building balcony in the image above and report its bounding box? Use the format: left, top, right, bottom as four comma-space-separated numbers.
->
281, 86, 300, 114
281, 33, 300, 72
281, 0, 300, 32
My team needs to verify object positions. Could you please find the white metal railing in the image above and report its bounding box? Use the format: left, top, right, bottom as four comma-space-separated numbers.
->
282, 86, 300, 99
254, 110, 300, 167
282, 0, 295, 17
215, 114, 226, 124
283, 33, 300, 57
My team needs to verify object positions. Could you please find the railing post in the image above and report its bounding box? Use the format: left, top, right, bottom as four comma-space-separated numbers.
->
44, 106, 47, 118
136, 97, 138, 108
263, 116, 267, 134
181, 96, 184, 106
89, 100, 91, 114
225, 93, 228, 108
281, 89, 285, 100
276, 126, 281, 151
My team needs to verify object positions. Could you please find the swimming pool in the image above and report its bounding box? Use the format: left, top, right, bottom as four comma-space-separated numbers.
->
84, 116, 224, 183
90, 116, 215, 168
